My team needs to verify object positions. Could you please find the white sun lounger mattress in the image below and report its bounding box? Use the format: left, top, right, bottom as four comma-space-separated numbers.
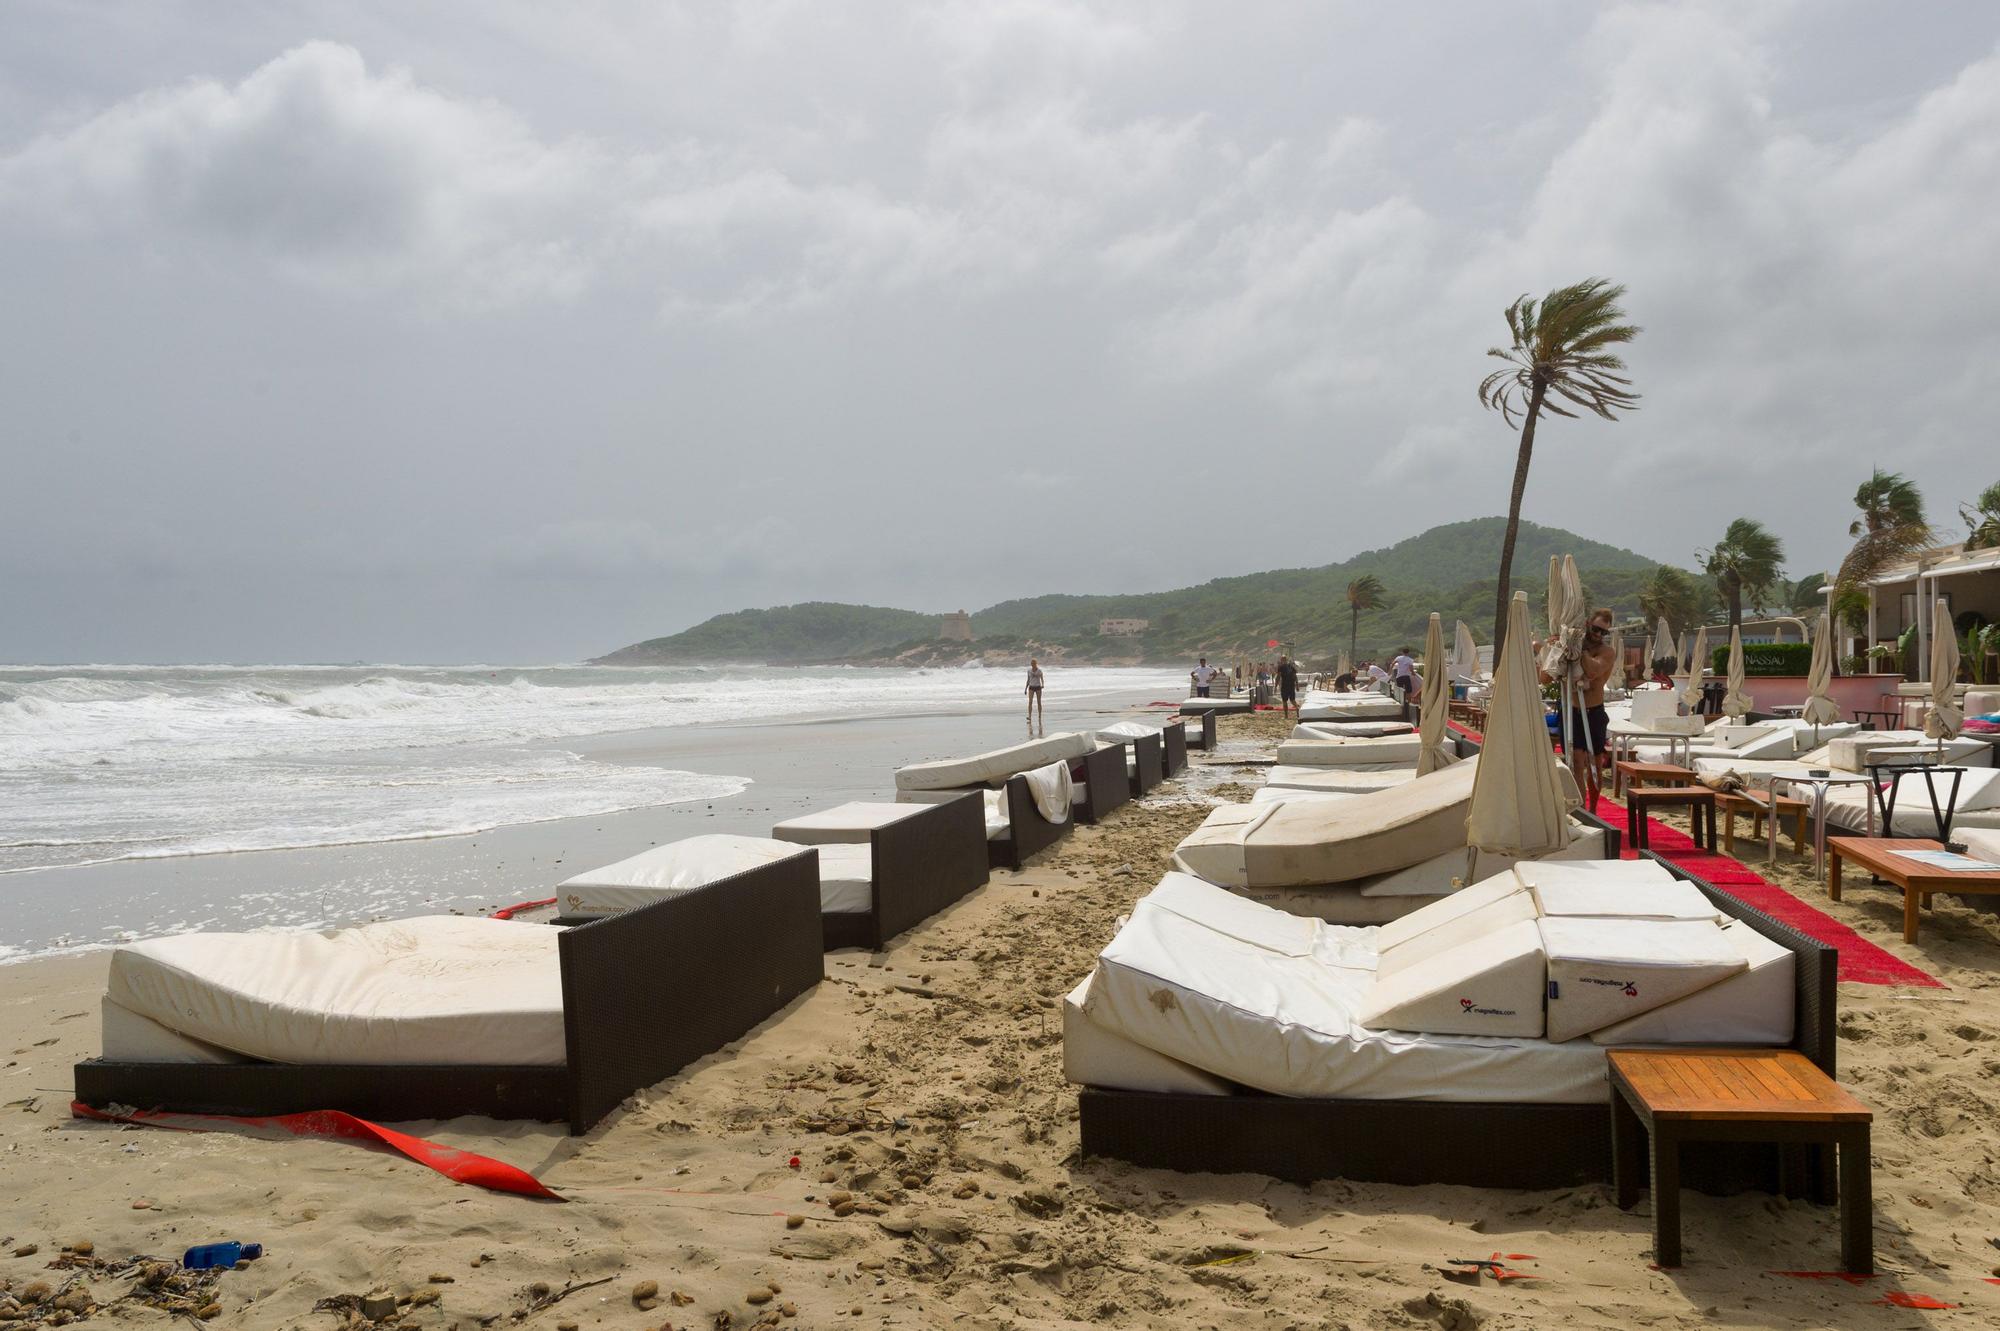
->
1539, 916, 1746, 1043
1295, 721, 1415, 739
1063, 970, 1233, 1096
894, 731, 1092, 791
815, 843, 874, 914
1274, 736, 1424, 767
1081, 875, 1606, 1103
1175, 759, 1478, 888
1262, 766, 1417, 793
772, 802, 928, 845
558, 834, 808, 918
105, 916, 567, 1067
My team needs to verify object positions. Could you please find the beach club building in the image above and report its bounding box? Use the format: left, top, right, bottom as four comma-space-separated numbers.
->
1831, 542, 2000, 681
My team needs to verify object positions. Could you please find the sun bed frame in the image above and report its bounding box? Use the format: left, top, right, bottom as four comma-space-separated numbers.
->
989, 771, 1073, 870
1073, 743, 1134, 825
819, 794, 990, 952
1183, 710, 1217, 752
72, 854, 826, 1135
1129, 732, 1165, 796
1163, 720, 1189, 775
1077, 853, 1835, 1194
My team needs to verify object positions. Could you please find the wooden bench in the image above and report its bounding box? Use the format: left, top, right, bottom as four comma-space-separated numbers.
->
1828, 836, 2000, 944
1609, 1048, 1872, 1273
1625, 785, 1717, 851
1717, 789, 1809, 856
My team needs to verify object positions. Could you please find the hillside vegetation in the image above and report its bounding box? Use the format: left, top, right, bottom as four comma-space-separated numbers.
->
594, 517, 1693, 666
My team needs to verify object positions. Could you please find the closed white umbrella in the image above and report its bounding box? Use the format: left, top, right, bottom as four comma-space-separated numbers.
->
1603, 623, 1626, 692
1721, 625, 1754, 719
1681, 626, 1710, 712
1654, 616, 1676, 673
1926, 597, 1963, 749
1466, 592, 1574, 868
1452, 620, 1480, 681
1801, 611, 1843, 734
1418, 612, 1450, 776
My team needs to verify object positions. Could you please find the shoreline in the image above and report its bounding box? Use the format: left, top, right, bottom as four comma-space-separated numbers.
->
0, 684, 1185, 962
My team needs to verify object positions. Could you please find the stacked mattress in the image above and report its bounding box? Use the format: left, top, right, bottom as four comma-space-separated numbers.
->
1299, 692, 1403, 722
895, 732, 1092, 792
1813, 766, 2000, 835
1175, 760, 1480, 888
102, 916, 568, 1067
1064, 863, 1793, 1103
1275, 734, 1427, 767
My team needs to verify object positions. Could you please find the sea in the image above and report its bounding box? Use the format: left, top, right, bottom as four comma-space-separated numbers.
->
0, 663, 1186, 919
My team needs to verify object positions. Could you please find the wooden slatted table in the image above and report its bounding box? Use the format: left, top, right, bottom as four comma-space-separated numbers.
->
1608, 1048, 1872, 1272
1828, 836, 2000, 943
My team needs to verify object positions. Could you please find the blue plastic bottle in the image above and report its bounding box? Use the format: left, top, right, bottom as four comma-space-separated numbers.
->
182, 1242, 262, 1270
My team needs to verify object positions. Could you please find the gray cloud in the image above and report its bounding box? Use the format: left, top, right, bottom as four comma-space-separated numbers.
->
2, 2, 1997, 662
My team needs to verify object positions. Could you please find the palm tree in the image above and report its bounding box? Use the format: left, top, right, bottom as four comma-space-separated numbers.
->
1345, 575, 1389, 660
1638, 566, 1706, 644
1699, 518, 1785, 630
1479, 278, 1640, 651
1836, 469, 1930, 595
1962, 480, 2000, 551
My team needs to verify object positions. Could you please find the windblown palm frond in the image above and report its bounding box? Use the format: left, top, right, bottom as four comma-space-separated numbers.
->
1699, 518, 1785, 630
1836, 468, 1931, 589
1963, 480, 2000, 551
1478, 278, 1641, 650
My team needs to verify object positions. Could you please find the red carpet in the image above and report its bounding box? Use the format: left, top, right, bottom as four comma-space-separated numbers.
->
1594, 793, 1942, 989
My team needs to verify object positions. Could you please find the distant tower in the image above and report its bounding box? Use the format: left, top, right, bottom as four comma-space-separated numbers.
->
939, 610, 974, 642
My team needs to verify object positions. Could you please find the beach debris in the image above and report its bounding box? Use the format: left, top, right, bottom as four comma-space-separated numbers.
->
633, 1278, 661, 1309
1443, 1253, 1538, 1283
785, 1215, 805, 1229
11, 1245, 37, 1258
182, 1240, 260, 1270
746, 1286, 774, 1304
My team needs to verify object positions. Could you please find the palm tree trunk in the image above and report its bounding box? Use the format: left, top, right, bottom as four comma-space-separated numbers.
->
1728, 581, 1742, 630
1350, 605, 1358, 661
1492, 380, 1548, 652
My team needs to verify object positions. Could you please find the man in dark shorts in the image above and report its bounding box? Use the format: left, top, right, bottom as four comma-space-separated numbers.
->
1276, 654, 1299, 717
1564, 609, 1617, 779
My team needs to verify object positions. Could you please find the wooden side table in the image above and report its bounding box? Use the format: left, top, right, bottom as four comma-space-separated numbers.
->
1716, 789, 1808, 857
1608, 1048, 1872, 1273
1828, 836, 2000, 943
1625, 785, 1717, 851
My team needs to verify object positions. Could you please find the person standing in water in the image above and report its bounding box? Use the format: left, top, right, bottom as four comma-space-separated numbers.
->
1025, 658, 1045, 728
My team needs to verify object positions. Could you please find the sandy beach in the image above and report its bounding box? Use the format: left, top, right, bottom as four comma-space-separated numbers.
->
4, 709, 2000, 1329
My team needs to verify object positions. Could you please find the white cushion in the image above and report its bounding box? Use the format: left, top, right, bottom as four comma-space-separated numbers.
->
1539, 917, 1747, 1042
1063, 970, 1233, 1095
101, 997, 248, 1064
1356, 920, 1547, 1038
1174, 759, 1478, 888
1085, 885, 1603, 1101
1375, 888, 1538, 980
558, 834, 804, 918
1094, 721, 1163, 744
1262, 766, 1417, 794
894, 732, 1092, 791
816, 843, 874, 914
1590, 920, 1795, 1046
1523, 862, 1724, 922
772, 802, 927, 845
1295, 721, 1415, 739
1375, 869, 1528, 954
1274, 736, 1424, 767
106, 917, 566, 1066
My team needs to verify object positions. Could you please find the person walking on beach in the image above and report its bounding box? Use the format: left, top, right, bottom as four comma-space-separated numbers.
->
1276, 654, 1299, 718
1025, 658, 1045, 728
1192, 657, 1217, 698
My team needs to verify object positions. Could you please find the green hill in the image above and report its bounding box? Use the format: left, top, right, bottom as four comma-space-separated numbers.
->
595, 602, 938, 664
592, 518, 1700, 666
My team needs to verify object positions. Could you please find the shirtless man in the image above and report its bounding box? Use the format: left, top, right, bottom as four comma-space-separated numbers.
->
1565, 608, 1618, 778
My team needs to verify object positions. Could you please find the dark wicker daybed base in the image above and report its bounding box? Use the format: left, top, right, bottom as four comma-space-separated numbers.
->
819, 794, 989, 951
1163, 720, 1189, 775
74, 855, 826, 1134
1129, 732, 1165, 796
1073, 742, 1134, 825
1078, 854, 1835, 1195
1185, 710, 1217, 752
988, 771, 1073, 870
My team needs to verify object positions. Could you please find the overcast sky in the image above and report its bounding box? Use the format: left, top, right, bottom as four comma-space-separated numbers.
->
3, 2, 1997, 663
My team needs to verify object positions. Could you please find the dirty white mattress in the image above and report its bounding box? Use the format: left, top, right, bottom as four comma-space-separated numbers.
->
894, 731, 1092, 792
1079, 874, 1606, 1102
559, 834, 808, 918
104, 916, 567, 1067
